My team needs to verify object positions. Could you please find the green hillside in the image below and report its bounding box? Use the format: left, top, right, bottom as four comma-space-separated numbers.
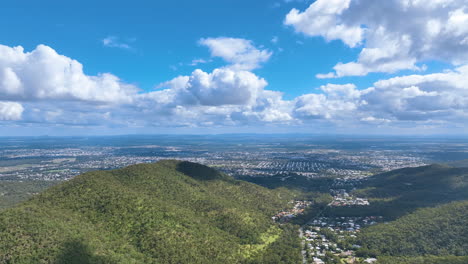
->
345, 165, 468, 262
0, 180, 58, 210
376, 255, 468, 264
329, 164, 468, 219
0, 160, 302, 264
357, 201, 468, 258
358, 164, 468, 201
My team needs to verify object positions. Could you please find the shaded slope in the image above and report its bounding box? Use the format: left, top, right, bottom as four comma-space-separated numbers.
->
0, 180, 58, 210
359, 164, 468, 201
376, 255, 468, 264
445, 159, 468, 168
329, 164, 468, 219
347, 165, 468, 260
0, 160, 298, 263
357, 201, 468, 257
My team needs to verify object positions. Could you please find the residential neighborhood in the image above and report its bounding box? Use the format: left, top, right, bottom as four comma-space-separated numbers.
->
329, 189, 370, 207
272, 200, 312, 223
303, 216, 382, 264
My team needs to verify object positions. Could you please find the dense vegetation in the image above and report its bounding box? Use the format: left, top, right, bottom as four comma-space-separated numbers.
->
244, 164, 468, 263
358, 164, 468, 202
326, 164, 468, 219
2, 161, 467, 263
376, 255, 468, 264
0, 160, 301, 263
248, 224, 302, 264
346, 164, 468, 263
0, 180, 58, 210
357, 201, 468, 257
240, 173, 334, 192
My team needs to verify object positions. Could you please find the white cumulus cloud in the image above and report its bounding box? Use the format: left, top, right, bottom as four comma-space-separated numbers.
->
0, 44, 138, 103
362, 64, 468, 121
2, 41, 468, 133
199, 37, 272, 70
0, 101, 23, 120
293, 83, 369, 120
157, 68, 268, 106
285, 0, 468, 77
284, 0, 363, 47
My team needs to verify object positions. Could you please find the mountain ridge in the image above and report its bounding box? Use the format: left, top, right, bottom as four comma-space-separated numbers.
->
0, 160, 301, 264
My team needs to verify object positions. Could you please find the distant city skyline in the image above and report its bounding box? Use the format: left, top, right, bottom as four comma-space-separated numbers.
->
1, 0, 468, 135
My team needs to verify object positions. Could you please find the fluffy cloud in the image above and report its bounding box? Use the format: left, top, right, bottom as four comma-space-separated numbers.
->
293, 84, 368, 119
0, 44, 142, 127
199, 37, 272, 70
285, 0, 468, 77
139, 68, 288, 126
2, 42, 468, 132
362, 64, 468, 121
0, 43, 282, 128
158, 68, 267, 106
0, 101, 23, 120
0, 44, 137, 103
292, 65, 468, 127
232, 90, 294, 123
284, 0, 363, 47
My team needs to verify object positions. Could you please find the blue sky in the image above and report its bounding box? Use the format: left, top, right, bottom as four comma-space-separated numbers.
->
1, 0, 360, 97
0, 0, 467, 135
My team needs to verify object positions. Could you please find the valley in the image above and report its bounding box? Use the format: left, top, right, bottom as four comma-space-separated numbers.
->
0, 136, 468, 263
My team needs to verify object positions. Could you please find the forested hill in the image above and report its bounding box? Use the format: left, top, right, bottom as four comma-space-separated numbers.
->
362, 164, 468, 199
357, 200, 468, 260
0, 160, 302, 264
349, 164, 468, 262
347, 164, 468, 218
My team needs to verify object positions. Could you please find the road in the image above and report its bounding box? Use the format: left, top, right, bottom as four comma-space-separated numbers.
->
299, 227, 307, 264
299, 203, 330, 264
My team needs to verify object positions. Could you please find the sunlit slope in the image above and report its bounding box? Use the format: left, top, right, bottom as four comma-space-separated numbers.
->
0, 160, 298, 264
